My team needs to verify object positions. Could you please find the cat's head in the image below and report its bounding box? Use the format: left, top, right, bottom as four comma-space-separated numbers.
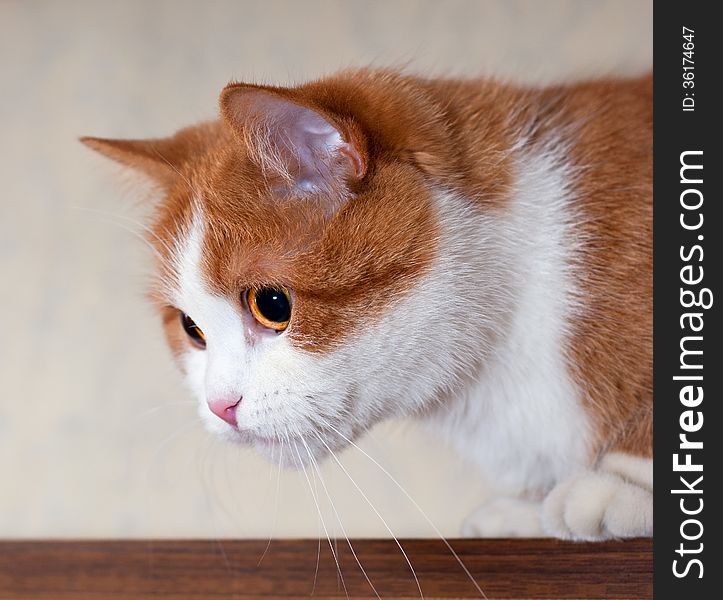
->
83, 74, 508, 466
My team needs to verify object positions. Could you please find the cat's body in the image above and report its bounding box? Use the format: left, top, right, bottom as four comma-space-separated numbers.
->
84, 69, 652, 540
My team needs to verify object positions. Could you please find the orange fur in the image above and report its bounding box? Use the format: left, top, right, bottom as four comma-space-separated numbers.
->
544, 77, 652, 458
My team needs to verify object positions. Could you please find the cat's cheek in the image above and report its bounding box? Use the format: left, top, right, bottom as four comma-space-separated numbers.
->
180, 348, 209, 406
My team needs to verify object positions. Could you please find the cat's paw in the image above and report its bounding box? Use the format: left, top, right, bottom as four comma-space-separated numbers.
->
541, 470, 653, 541
462, 496, 544, 537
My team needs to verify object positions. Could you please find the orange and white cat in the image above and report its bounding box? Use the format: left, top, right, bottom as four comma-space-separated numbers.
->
83, 69, 652, 540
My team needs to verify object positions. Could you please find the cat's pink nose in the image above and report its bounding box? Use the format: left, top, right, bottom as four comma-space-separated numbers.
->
207, 396, 241, 427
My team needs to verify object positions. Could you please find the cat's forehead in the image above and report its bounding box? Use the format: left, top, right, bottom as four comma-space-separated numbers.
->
152, 157, 440, 351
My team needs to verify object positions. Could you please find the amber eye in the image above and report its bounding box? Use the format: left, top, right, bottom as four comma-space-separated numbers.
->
247, 287, 292, 331
180, 312, 206, 348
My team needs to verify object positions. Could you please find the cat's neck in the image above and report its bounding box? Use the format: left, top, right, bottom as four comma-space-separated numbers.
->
421, 146, 590, 496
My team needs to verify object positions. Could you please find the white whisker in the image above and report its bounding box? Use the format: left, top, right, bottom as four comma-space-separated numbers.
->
310, 450, 321, 595
150, 419, 199, 467
325, 423, 488, 599
313, 432, 424, 600
69, 205, 176, 261
132, 400, 197, 420
292, 440, 348, 599
302, 437, 381, 600
257, 442, 283, 566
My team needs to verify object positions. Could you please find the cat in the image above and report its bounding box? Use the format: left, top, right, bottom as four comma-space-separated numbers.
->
82, 68, 652, 540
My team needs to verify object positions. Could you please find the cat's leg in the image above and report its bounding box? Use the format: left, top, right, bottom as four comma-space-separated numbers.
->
461, 496, 544, 537
541, 451, 653, 540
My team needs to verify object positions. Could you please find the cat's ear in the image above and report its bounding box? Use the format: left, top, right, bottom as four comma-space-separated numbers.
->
80, 135, 185, 189
220, 84, 366, 197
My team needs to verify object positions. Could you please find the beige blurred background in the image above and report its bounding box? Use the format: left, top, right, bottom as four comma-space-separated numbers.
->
0, 0, 651, 538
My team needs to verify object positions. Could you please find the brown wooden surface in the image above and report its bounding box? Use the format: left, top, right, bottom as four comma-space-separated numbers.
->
0, 538, 651, 599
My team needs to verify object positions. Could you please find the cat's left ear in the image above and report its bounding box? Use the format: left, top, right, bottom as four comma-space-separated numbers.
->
220, 84, 367, 197
79, 130, 200, 189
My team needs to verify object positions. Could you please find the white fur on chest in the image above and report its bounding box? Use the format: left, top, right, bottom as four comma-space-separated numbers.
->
428, 147, 591, 496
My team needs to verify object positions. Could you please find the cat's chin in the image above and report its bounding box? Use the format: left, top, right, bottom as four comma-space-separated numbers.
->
231, 428, 350, 470
201, 409, 356, 469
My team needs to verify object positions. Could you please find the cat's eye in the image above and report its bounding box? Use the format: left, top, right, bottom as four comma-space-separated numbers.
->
247, 287, 292, 331
180, 312, 206, 348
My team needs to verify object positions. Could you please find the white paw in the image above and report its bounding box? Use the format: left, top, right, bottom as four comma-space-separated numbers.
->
462, 497, 544, 538
541, 470, 653, 541
600, 452, 653, 490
